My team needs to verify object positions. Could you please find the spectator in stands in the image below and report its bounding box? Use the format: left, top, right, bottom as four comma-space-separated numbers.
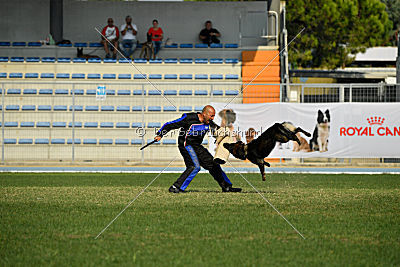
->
120, 15, 138, 59
199, 20, 221, 46
101, 18, 119, 59
147, 19, 164, 56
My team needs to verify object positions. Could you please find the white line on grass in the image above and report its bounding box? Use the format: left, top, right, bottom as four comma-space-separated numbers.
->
227, 160, 306, 240
94, 156, 178, 239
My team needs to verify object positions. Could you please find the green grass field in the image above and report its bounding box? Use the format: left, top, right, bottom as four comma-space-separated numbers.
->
1, 172, 399, 266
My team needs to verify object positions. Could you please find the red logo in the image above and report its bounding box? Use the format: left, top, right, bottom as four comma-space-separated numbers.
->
339, 116, 400, 137
367, 116, 385, 125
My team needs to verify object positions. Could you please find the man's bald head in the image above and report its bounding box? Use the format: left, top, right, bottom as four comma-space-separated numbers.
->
200, 105, 215, 124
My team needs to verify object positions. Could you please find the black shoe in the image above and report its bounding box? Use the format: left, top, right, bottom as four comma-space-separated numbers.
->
169, 185, 180, 193
222, 186, 242, 193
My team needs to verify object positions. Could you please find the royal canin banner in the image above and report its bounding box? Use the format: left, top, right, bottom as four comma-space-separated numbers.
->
210, 102, 400, 158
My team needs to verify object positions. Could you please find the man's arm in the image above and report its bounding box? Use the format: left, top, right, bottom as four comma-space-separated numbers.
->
155, 113, 188, 139
199, 29, 207, 40
212, 29, 221, 37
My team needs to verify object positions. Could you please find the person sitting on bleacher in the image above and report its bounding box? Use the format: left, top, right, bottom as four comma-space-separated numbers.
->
199, 20, 221, 46
147, 19, 164, 57
101, 18, 119, 59
120, 15, 138, 59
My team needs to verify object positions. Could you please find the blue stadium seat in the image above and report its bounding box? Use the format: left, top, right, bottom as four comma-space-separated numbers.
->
195, 58, 208, 64
5, 122, 18, 127
210, 58, 223, 64
131, 139, 143, 145
11, 57, 24, 62
148, 90, 161, 95
87, 73, 101, 79
132, 106, 143, 111
225, 43, 239, 48
68, 122, 82, 128
25, 73, 38, 78
164, 43, 178, 48
51, 139, 65, 144
106, 89, 115, 95
179, 106, 192, 112
69, 106, 83, 111
134, 74, 147, 79
67, 139, 81, 144
38, 105, 51, 111
74, 42, 87, 47
19, 139, 33, 144
72, 73, 85, 79
27, 41, 41, 46
71, 89, 84, 95
58, 43, 72, 47
0, 42, 10, 46
225, 74, 239, 80
53, 122, 66, 127
225, 58, 239, 64
149, 59, 162, 64
0, 73, 6, 78
100, 122, 114, 128
180, 44, 193, 48
20, 122, 34, 127
73, 58, 86, 63
134, 58, 147, 63
195, 74, 208, 80
4, 138, 17, 144
86, 89, 96, 95
23, 89, 37, 94
56, 73, 70, 79
26, 57, 40, 62
225, 90, 239, 96
164, 90, 177, 95
0, 105, 2, 110
164, 74, 178, 79
84, 122, 98, 128
119, 58, 132, 63
99, 139, 113, 145
195, 90, 208, 96
116, 105, 130, 111
83, 139, 97, 145
101, 105, 114, 111
179, 90, 192, 95
164, 58, 178, 63
117, 89, 131, 95
89, 42, 102, 47
6, 90, 22, 97
212, 90, 223, 96
163, 139, 177, 145
103, 74, 116, 79
88, 58, 101, 63
179, 58, 193, 64
12, 42, 26, 46
131, 122, 144, 128
54, 105, 67, 111
210, 43, 223, 48
148, 106, 162, 112
39, 89, 53, 94
6, 105, 19, 110
149, 74, 162, 79
36, 122, 50, 127
210, 74, 223, 79
104, 58, 117, 63
35, 138, 49, 144
195, 43, 208, 48
57, 57, 71, 63
22, 105, 36, 111
163, 106, 177, 112
9, 73, 23, 78
118, 74, 131, 79
55, 89, 69, 95
40, 73, 55, 79
194, 106, 204, 112
147, 122, 161, 128
115, 139, 129, 145
116, 122, 130, 128
85, 106, 99, 111
179, 74, 193, 79
0, 57, 8, 62
42, 57, 56, 63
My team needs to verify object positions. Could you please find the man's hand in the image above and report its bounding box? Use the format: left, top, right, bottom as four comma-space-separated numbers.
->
154, 136, 162, 142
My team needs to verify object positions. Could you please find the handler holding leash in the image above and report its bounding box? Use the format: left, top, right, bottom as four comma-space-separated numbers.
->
154, 105, 242, 193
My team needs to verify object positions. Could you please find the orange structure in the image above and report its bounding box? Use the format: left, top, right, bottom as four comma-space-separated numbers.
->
242, 50, 280, 103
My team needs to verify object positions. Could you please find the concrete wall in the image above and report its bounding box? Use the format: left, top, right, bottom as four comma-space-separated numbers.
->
63, 1, 270, 46
0, 0, 50, 42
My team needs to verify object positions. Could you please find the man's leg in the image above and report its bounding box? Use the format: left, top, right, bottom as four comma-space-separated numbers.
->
129, 42, 137, 58
120, 40, 129, 58
169, 145, 201, 193
112, 41, 118, 58
102, 40, 110, 58
211, 36, 220, 44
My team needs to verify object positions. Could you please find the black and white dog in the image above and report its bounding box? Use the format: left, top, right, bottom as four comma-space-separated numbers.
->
309, 109, 330, 152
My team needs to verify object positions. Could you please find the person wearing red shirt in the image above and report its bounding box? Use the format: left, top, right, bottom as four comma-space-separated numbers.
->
147, 19, 164, 57
101, 18, 119, 59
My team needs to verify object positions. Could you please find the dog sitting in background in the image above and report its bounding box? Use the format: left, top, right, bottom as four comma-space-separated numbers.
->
139, 34, 155, 60
292, 132, 311, 152
310, 109, 330, 152
224, 122, 311, 181
77, 48, 100, 59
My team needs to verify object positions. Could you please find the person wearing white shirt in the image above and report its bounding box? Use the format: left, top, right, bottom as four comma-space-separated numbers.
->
120, 15, 138, 58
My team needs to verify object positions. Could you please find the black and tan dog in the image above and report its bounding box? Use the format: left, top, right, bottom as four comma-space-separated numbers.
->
223, 122, 311, 181
139, 34, 155, 60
